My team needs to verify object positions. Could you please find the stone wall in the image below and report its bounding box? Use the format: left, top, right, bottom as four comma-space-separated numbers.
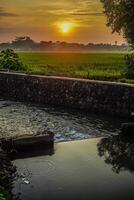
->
0, 72, 134, 117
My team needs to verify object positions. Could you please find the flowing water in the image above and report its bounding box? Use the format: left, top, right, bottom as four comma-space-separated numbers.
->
0, 100, 125, 142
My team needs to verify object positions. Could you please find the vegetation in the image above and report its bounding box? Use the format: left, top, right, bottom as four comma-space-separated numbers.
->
17, 52, 133, 83
0, 50, 133, 84
101, 0, 134, 49
0, 149, 16, 200
0, 36, 128, 52
124, 54, 134, 79
0, 49, 25, 71
101, 0, 134, 79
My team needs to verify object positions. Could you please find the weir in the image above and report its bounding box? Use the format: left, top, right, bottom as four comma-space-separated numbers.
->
0, 72, 134, 117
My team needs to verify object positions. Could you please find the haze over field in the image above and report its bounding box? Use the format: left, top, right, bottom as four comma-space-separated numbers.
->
0, 0, 124, 44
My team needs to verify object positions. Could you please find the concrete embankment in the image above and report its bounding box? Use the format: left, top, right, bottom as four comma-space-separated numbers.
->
0, 72, 133, 117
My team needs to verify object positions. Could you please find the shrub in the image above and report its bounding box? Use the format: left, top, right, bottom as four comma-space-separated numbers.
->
0, 49, 26, 71
124, 54, 134, 79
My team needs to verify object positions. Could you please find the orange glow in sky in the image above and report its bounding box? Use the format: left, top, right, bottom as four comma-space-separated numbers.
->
59, 22, 72, 33
0, 0, 124, 44
57, 22, 75, 36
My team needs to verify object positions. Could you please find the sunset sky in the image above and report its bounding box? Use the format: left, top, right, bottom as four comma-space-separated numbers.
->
0, 0, 125, 44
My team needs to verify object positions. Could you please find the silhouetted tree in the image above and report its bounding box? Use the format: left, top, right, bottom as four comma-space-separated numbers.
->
11, 36, 35, 50
101, 0, 134, 49
101, 0, 134, 79
0, 36, 129, 51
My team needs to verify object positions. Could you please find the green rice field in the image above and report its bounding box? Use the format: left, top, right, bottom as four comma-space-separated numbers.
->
18, 52, 133, 83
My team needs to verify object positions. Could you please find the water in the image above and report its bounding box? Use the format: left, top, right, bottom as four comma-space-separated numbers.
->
5, 100, 132, 199
0, 100, 125, 142
13, 137, 134, 200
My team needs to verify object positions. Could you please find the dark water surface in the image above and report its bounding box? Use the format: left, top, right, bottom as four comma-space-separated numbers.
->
13, 138, 134, 200
2, 100, 132, 199
0, 100, 125, 141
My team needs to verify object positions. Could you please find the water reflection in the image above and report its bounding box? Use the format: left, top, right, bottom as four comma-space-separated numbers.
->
97, 135, 134, 174
13, 138, 134, 200
10, 145, 54, 160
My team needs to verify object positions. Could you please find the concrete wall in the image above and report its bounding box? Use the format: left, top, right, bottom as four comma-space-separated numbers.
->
0, 72, 134, 117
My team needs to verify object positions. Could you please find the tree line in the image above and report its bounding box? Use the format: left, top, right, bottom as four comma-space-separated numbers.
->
0, 36, 128, 52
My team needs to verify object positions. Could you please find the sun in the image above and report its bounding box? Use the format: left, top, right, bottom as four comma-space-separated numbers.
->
60, 23, 71, 33
57, 22, 73, 34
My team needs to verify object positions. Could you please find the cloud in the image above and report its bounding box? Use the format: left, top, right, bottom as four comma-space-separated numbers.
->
0, 0, 124, 43
0, 27, 13, 34
71, 12, 104, 16
0, 7, 18, 17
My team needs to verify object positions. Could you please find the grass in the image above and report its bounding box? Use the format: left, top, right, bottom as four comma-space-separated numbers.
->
16, 52, 133, 83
